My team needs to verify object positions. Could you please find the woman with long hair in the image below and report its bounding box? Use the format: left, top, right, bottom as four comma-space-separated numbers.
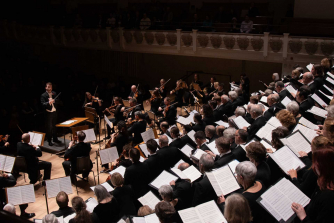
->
69, 197, 97, 223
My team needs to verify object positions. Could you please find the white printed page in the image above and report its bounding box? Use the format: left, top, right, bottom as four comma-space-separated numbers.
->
270, 146, 305, 174
3, 156, 15, 173
99, 148, 111, 165
104, 115, 113, 128
259, 196, 282, 221
46, 179, 61, 199
215, 120, 229, 128
256, 124, 275, 142
260, 96, 267, 104
80, 129, 96, 143
85, 197, 99, 213
0, 155, 6, 170
108, 147, 119, 162
306, 63, 313, 72
141, 128, 156, 143
179, 207, 202, 223
139, 144, 150, 157
187, 130, 196, 143
180, 144, 194, 158
182, 165, 202, 183
196, 200, 227, 223
276, 178, 310, 207
260, 140, 276, 153
281, 96, 292, 107
171, 168, 188, 180
132, 217, 146, 223
326, 77, 334, 85
299, 117, 319, 130
293, 124, 317, 142
324, 85, 333, 94
57, 216, 64, 223
100, 147, 119, 164
212, 166, 240, 196
233, 116, 250, 129
138, 191, 160, 210
319, 90, 333, 100
61, 120, 76, 125
311, 94, 328, 107
191, 149, 206, 161
177, 116, 191, 126
144, 213, 160, 223
21, 184, 36, 204
286, 85, 297, 96
64, 213, 76, 223
59, 177, 73, 195
6, 186, 22, 205
307, 106, 328, 118
150, 170, 178, 190
240, 140, 255, 151
109, 165, 126, 177
327, 71, 334, 80
91, 182, 114, 193
31, 133, 43, 146
173, 159, 185, 168
206, 141, 220, 155
287, 131, 311, 156
267, 117, 282, 128
228, 160, 240, 174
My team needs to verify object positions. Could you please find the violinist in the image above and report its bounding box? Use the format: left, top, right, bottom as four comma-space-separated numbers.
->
170, 80, 186, 107
127, 112, 147, 145
105, 97, 124, 140
63, 131, 92, 184
0, 134, 10, 154
146, 90, 162, 114
128, 85, 143, 108
121, 98, 141, 123
110, 144, 132, 169
158, 97, 177, 126
202, 77, 216, 104
84, 92, 102, 111
155, 79, 167, 98
213, 82, 225, 97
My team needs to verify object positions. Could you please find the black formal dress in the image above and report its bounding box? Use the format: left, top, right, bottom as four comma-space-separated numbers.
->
127, 120, 146, 145
247, 116, 266, 141
124, 161, 151, 198
263, 103, 284, 121
213, 152, 235, 169
63, 142, 92, 183
192, 175, 217, 206
41, 91, 59, 143
17, 142, 52, 184
111, 186, 136, 218
51, 206, 75, 218
255, 161, 271, 188
93, 197, 120, 223
156, 146, 183, 169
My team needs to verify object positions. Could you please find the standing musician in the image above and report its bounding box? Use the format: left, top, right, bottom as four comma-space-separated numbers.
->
155, 79, 167, 98
170, 80, 187, 107
104, 97, 124, 139
158, 97, 177, 126
146, 90, 162, 114
121, 98, 141, 123
128, 85, 143, 107
127, 111, 147, 145
41, 82, 61, 146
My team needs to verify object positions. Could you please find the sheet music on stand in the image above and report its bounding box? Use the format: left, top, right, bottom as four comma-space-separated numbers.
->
77, 128, 96, 143
141, 128, 156, 143
45, 176, 73, 199
109, 165, 126, 178
138, 191, 160, 210
139, 143, 150, 157
91, 182, 114, 193
311, 93, 328, 107
269, 146, 305, 175
28, 132, 44, 146
99, 147, 119, 165
257, 178, 310, 223
104, 115, 113, 128
0, 155, 15, 173
6, 184, 35, 205
306, 106, 328, 118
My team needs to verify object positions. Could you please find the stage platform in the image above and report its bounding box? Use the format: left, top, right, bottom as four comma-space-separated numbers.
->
40, 137, 70, 154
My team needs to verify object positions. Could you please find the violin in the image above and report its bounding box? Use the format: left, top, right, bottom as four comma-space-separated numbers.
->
91, 96, 102, 102
65, 135, 77, 161
0, 134, 9, 142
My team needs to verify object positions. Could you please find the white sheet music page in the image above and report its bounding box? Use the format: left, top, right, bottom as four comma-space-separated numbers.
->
287, 131, 312, 156
0, 155, 6, 170
233, 116, 250, 129
59, 177, 73, 195
286, 85, 297, 96
311, 94, 328, 107
326, 77, 334, 85
319, 90, 333, 100
281, 96, 292, 108
215, 120, 229, 128
144, 213, 160, 223
177, 116, 191, 126
196, 200, 228, 223
109, 165, 126, 177
327, 71, 334, 80
299, 117, 319, 130
187, 130, 196, 143
228, 160, 240, 174
4, 156, 16, 173
108, 147, 119, 162
260, 96, 267, 104
276, 178, 310, 207
269, 146, 305, 174
267, 117, 282, 128
173, 159, 185, 168
182, 165, 202, 183
6, 186, 22, 205
141, 128, 155, 143
21, 184, 35, 204
150, 170, 178, 190
91, 182, 114, 193
46, 178, 61, 199
85, 197, 98, 213
104, 115, 113, 128
191, 149, 206, 161
256, 124, 275, 142
207, 165, 240, 196
307, 106, 328, 118
79, 129, 96, 143
260, 140, 276, 153
138, 191, 160, 210
171, 168, 188, 180
324, 84, 333, 94
240, 139, 255, 151
132, 217, 146, 223
179, 207, 202, 223
206, 141, 220, 155
293, 124, 318, 142
29, 132, 43, 146
180, 144, 194, 158
306, 63, 313, 72
139, 144, 150, 157
64, 213, 76, 223
100, 147, 119, 165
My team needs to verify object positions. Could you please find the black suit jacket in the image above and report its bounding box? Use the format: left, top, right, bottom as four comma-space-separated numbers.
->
299, 98, 316, 124
180, 135, 197, 149
278, 89, 290, 101
263, 103, 284, 121
64, 142, 92, 173
231, 144, 248, 162
208, 135, 218, 144
127, 106, 141, 120
109, 132, 130, 155
165, 105, 177, 125
157, 146, 183, 169
247, 116, 266, 141
111, 185, 137, 217
199, 143, 210, 152
203, 116, 215, 126
128, 120, 146, 145
213, 152, 235, 169
169, 138, 186, 149
51, 206, 75, 218
244, 113, 254, 124
41, 91, 59, 111
307, 82, 317, 94
145, 153, 165, 181
220, 101, 234, 117
17, 142, 42, 169
172, 179, 192, 208
114, 104, 124, 122
129, 91, 143, 105
192, 122, 206, 132
124, 161, 151, 198
192, 175, 217, 206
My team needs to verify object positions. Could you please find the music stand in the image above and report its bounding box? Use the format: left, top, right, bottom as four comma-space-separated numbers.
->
147, 111, 158, 128
71, 125, 89, 137
85, 107, 102, 144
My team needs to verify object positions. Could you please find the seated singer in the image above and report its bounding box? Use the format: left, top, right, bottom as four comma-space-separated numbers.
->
17, 133, 52, 184
62, 131, 92, 183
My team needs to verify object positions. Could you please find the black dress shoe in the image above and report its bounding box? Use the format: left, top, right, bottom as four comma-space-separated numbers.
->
53, 139, 61, 143
21, 213, 35, 218
48, 142, 54, 146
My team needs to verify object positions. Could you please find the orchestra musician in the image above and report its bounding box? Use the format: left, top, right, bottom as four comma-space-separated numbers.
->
170, 80, 187, 107
84, 92, 102, 112
127, 111, 147, 145
40, 82, 61, 146
214, 82, 225, 97
158, 97, 177, 126
146, 90, 162, 114
0, 134, 10, 154
128, 85, 143, 108
105, 97, 124, 139
122, 98, 141, 123
155, 79, 167, 98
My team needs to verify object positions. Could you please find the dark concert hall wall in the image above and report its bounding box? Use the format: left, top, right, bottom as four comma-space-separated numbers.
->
19, 44, 281, 92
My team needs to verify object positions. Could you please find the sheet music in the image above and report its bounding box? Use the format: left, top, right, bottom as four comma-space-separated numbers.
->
256, 123, 275, 142
171, 168, 188, 180
180, 145, 194, 158
260, 96, 267, 104
299, 117, 319, 130
269, 146, 305, 174
78, 129, 96, 143
85, 197, 98, 213
259, 199, 281, 221
281, 96, 292, 107
0, 155, 6, 170
61, 120, 76, 125
109, 165, 126, 177
276, 178, 310, 207
191, 149, 206, 161
228, 160, 240, 174
306, 106, 328, 118
139, 144, 150, 157
179, 207, 202, 223
29, 132, 43, 146
286, 85, 297, 96
91, 182, 114, 193
311, 94, 328, 107
100, 147, 119, 165
144, 213, 160, 223
327, 71, 334, 80
293, 124, 318, 142
233, 116, 250, 129
177, 116, 192, 126
326, 77, 334, 85
138, 191, 160, 210
323, 85, 333, 94
64, 213, 76, 223
267, 117, 282, 128
306, 63, 313, 72
59, 177, 73, 195
20, 184, 35, 204
150, 170, 178, 190
187, 130, 196, 143
206, 165, 240, 196
206, 141, 220, 155
141, 128, 155, 143
104, 115, 113, 128
34, 220, 42, 223
286, 131, 311, 156
215, 120, 229, 128
319, 90, 333, 100
6, 186, 23, 205
260, 140, 276, 153
174, 159, 185, 168
196, 200, 227, 223
57, 216, 64, 223
240, 139, 255, 151
132, 217, 146, 223
46, 177, 73, 199
117, 219, 126, 223
139, 156, 145, 162
182, 165, 202, 183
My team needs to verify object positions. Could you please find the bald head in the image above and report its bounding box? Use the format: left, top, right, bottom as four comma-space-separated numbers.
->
22, 133, 30, 143
159, 135, 169, 147
178, 163, 190, 171
131, 85, 137, 93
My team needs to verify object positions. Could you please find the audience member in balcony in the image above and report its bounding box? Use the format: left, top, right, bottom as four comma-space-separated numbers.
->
106, 13, 116, 29
240, 15, 253, 33
248, 3, 259, 18
140, 13, 151, 30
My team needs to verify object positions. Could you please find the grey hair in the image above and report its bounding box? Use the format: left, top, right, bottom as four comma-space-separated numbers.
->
247, 103, 253, 113
42, 214, 59, 223
223, 127, 237, 141
273, 73, 280, 81
205, 125, 216, 136
271, 94, 280, 103
228, 91, 238, 100
159, 185, 173, 198
3, 203, 15, 214
251, 104, 263, 117
234, 87, 242, 96
235, 107, 246, 117
199, 153, 214, 171
134, 111, 141, 116
94, 185, 112, 203
275, 81, 284, 88
221, 95, 229, 102
264, 89, 273, 96
326, 104, 334, 118
304, 72, 313, 79
286, 101, 299, 116
235, 161, 257, 183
